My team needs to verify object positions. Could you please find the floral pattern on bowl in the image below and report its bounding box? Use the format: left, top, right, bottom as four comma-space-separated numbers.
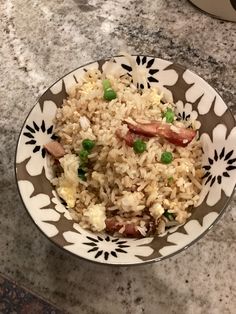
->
15, 56, 236, 265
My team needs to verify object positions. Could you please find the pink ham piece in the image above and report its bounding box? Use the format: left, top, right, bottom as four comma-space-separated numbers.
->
105, 218, 141, 237
105, 218, 120, 234
44, 141, 65, 159
115, 129, 136, 147
126, 120, 196, 147
123, 223, 141, 237
115, 129, 149, 147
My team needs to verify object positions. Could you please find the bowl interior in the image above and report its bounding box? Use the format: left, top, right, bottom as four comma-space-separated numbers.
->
15, 56, 236, 265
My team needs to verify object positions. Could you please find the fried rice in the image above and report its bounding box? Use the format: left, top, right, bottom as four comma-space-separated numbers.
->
49, 68, 203, 237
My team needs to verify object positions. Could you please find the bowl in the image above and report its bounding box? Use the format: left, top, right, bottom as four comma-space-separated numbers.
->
15, 55, 236, 265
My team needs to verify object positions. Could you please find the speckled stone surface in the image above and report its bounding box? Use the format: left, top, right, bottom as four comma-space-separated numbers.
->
0, 273, 62, 313
0, 0, 236, 313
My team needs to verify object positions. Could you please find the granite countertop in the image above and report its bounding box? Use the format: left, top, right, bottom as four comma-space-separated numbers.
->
0, 0, 236, 313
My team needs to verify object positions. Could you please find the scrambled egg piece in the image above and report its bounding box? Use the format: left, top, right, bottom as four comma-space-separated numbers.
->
84, 204, 106, 232
117, 192, 143, 212
80, 82, 96, 94
149, 203, 165, 219
149, 88, 164, 105
56, 154, 79, 208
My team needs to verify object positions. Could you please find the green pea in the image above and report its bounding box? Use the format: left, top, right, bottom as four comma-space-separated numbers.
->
82, 139, 95, 151
102, 79, 111, 90
104, 89, 117, 101
78, 167, 87, 181
79, 149, 89, 162
133, 139, 146, 154
168, 176, 174, 184
102, 79, 117, 101
161, 152, 173, 164
164, 108, 175, 123
163, 210, 175, 220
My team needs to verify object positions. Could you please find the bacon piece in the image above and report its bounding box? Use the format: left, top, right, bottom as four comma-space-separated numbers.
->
44, 141, 65, 159
126, 121, 196, 147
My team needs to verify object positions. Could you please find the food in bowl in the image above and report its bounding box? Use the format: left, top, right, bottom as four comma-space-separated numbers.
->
45, 68, 203, 238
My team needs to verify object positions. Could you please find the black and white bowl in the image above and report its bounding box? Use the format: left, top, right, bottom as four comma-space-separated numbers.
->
15, 55, 236, 265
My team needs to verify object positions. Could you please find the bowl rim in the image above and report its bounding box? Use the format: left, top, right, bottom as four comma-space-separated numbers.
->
15, 55, 236, 266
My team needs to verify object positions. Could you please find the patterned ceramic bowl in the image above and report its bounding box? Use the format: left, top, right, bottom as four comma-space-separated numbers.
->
15, 56, 236, 265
